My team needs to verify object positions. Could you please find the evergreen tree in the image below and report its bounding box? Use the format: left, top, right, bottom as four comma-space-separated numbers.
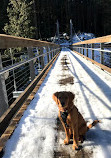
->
0, 0, 9, 34
4, 0, 35, 38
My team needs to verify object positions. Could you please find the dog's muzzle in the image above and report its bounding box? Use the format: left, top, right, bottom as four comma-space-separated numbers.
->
61, 101, 65, 107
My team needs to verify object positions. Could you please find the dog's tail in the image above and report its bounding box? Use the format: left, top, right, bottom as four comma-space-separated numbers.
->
87, 120, 100, 131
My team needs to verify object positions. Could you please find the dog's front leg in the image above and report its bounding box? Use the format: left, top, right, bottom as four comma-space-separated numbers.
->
72, 129, 79, 150
59, 116, 70, 145
72, 124, 79, 150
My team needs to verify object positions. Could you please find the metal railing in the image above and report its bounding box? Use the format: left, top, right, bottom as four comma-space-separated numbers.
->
71, 35, 111, 73
0, 34, 60, 117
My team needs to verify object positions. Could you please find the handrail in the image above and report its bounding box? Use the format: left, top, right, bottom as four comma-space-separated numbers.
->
0, 48, 59, 75
0, 34, 59, 49
71, 34, 111, 74
73, 46, 111, 53
73, 34, 111, 45
0, 34, 60, 117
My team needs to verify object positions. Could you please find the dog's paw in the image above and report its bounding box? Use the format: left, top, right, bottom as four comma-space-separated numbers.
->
79, 135, 86, 143
64, 139, 69, 145
72, 145, 82, 150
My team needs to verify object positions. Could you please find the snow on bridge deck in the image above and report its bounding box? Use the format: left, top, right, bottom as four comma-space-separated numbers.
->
2, 48, 111, 158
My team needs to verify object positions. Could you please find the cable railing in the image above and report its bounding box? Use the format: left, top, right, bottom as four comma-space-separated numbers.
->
0, 34, 60, 117
71, 35, 111, 73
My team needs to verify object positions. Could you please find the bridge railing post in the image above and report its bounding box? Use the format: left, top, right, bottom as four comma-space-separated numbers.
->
39, 47, 44, 69
51, 47, 53, 58
52, 47, 54, 58
78, 46, 80, 53
0, 52, 8, 117
50, 47, 53, 59
83, 44, 85, 55
80, 45, 82, 54
78, 45, 80, 53
27, 47, 35, 81
54, 47, 56, 56
91, 43, 94, 60
86, 44, 88, 57
100, 43, 104, 64
46, 46, 49, 64
48, 47, 51, 61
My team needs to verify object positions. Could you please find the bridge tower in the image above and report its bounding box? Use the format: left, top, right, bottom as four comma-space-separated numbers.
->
70, 19, 73, 45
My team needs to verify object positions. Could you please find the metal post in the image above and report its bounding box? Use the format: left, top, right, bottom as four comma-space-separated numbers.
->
51, 47, 53, 58
83, 45, 85, 55
79, 46, 80, 53
37, 47, 41, 70
53, 48, 55, 56
80, 45, 81, 54
100, 43, 104, 64
91, 43, 94, 60
48, 47, 51, 61
50, 47, 52, 59
39, 47, 44, 69
86, 44, 88, 57
81, 45, 83, 54
27, 47, 35, 81
78, 47, 79, 53
0, 52, 8, 117
52, 47, 54, 57
46, 47, 49, 63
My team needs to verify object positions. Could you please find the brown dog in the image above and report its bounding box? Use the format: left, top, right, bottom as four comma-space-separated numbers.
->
52, 91, 100, 150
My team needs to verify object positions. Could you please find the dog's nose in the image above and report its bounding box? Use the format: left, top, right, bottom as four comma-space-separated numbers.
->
61, 101, 65, 107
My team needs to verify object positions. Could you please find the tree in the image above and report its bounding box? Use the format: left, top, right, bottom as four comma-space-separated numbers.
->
4, 0, 35, 38
0, 0, 9, 34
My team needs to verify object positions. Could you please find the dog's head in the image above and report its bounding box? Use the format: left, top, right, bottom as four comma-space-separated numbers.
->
52, 91, 75, 108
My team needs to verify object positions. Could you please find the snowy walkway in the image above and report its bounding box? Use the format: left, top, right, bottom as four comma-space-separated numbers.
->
3, 48, 111, 158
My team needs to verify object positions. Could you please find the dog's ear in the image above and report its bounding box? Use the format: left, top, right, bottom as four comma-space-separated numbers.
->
52, 92, 59, 105
67, 92, 75, 102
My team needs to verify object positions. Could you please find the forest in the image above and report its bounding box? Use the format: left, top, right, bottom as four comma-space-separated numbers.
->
0, 0, 111, 40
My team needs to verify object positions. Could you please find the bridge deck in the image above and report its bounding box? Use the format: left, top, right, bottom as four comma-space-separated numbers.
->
2, 48, 111, 158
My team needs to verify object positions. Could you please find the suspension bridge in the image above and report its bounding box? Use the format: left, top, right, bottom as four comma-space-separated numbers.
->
0, 33, 111, 158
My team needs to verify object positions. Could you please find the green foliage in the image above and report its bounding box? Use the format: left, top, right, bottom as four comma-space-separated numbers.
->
4, 0, 35, 38
1, 0, 111, 39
